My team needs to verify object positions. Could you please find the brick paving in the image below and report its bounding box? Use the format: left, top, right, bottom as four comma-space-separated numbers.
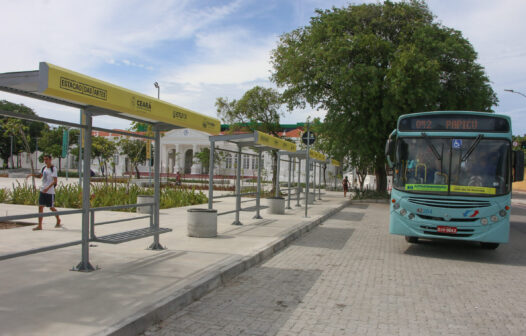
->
144, 203, 526, 336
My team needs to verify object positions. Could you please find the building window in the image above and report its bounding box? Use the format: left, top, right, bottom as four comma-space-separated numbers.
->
113, 154, 119, 165
225, 154, 232, 169
252, 156, 258, 169
243, 155, 250, 169
310, 162, 314, 171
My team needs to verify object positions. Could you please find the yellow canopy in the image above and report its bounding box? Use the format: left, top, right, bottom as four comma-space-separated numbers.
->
39, 62, 220, 134
255, 131, 296, 152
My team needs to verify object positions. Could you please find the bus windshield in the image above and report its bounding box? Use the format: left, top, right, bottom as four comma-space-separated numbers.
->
393, 137, 510, 196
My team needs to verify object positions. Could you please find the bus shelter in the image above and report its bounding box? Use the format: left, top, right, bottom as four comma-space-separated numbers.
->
279, 149, 325, 217
329, 159, 341, 190
308, 149, 326, 201
0, 62, 220, 271
208, 131, 296, 225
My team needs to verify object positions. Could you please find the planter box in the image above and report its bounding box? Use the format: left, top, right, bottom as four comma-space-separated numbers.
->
187, 208, 218, 238
267, 197, 285, 215
305, 193, 315, 204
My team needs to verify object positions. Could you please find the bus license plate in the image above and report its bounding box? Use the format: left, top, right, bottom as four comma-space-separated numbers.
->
437, 226, 457, 234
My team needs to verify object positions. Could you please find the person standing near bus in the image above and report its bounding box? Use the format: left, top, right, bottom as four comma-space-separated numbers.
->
342, 176, 350, 197
27, 154, 61, 230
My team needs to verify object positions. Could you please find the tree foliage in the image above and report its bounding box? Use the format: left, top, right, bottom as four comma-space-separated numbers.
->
271, 0, 497, 191
0, 100, 47, 169
119, 138, 147, 178
216, 86, 290, 191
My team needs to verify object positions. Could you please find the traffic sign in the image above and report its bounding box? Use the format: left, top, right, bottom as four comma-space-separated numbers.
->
61, 129, 69, 158
302, 131, 316, 145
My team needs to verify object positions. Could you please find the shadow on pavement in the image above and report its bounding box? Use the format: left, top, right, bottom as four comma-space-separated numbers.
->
403, 220, 526, 267
292, 227, 354, 250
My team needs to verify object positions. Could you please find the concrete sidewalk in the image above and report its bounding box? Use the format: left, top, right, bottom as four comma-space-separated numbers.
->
0, 189, 349, 336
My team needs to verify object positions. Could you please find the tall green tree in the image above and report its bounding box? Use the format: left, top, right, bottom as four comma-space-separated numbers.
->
216, 86, 290, 192
119, 138, 147, 178
0, 100, 47, 169
39, 126, 67, 171
271, 0, 497, 192
92, 136, 118, 178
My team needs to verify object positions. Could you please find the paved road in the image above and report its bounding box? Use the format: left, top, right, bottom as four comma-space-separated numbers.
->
143, 203, 526, 336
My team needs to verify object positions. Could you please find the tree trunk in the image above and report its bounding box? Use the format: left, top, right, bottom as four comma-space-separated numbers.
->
135, 165, 140, 179
375, 158, 387, 192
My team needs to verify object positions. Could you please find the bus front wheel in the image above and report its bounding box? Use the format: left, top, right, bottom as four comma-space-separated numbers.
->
480, 242, 500, 250
405, 236, 418, 244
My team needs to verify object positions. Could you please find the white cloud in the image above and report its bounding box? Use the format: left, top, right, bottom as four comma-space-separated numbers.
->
0, 0, 243, 73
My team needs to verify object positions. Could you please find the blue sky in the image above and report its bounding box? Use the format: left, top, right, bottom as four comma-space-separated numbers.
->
1, 0, 525, 135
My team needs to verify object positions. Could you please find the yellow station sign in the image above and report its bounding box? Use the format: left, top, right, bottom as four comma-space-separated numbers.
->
331, 159, 340, 167
255, 131, 296, 152
309, 149, 325, 161
38, 62, 221, 134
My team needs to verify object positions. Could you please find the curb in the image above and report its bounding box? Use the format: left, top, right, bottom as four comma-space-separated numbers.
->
100, 200, 351, 336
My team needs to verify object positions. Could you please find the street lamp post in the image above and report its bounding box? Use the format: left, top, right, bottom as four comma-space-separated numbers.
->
10, 135, 13, 169
35, 137, 39, 170
504, 89, 526, 99
154, 82, 160, 99
150, 82, 160, 185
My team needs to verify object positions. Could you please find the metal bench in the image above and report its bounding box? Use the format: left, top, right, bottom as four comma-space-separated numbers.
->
93, 227, 172, 244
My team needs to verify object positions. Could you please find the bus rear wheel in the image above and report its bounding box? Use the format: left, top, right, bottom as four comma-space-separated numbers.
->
480, 242, 499, 250
405, 236, 418, 244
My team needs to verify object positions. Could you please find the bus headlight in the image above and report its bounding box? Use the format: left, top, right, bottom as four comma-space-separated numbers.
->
393, 203, 400, 210
480, 218, 489, 225
499, 210, 507, 217
400, 209, 407, 216
408, 213, 415, 220
490, 215, 499, 222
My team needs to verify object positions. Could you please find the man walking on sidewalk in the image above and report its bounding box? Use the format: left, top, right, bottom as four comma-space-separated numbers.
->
27, 154, 61, 230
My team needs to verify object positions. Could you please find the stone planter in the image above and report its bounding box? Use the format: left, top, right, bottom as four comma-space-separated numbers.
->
136, 195, 154, 214
267, 197, 285, 215
187, 208, 218, 238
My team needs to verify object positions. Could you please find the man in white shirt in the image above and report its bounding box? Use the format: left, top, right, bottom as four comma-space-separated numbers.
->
28, 154, 61, 230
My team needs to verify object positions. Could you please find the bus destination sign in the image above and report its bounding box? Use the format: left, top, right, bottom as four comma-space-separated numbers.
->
399, 115, 509, 132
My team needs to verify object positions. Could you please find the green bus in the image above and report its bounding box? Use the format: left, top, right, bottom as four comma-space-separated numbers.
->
385, 111, 524, 249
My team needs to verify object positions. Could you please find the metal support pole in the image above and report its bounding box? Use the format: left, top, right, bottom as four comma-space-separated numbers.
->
208, 141, 215, 210
286, 154, 292, 209
296, 157, 301, 207
73, 110, 95, 272
318, 163, 322, 200
233, 145, 242, 225
275, 151, 280, 198
149, 125, 164, 250
253, 150, 263, 219
312, 161, 316, 203
305, 123, 310, 218
78, 112, 83, 186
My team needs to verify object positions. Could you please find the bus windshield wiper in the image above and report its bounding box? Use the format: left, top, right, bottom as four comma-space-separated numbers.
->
421, 132, 442, 161
461, 134, 484, 161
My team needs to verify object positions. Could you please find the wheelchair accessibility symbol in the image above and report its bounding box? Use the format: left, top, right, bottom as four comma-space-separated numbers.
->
452, 139, 462, 149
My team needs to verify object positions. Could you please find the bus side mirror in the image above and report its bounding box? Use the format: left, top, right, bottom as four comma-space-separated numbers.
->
513, 150, 524, 181
385, 138, 395, 168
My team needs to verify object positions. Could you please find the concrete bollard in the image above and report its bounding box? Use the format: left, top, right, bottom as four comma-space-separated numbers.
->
305, 193, 315, 204
267, 197, 285, 214
187, 208, 218, 238
136, 195, 154, 214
